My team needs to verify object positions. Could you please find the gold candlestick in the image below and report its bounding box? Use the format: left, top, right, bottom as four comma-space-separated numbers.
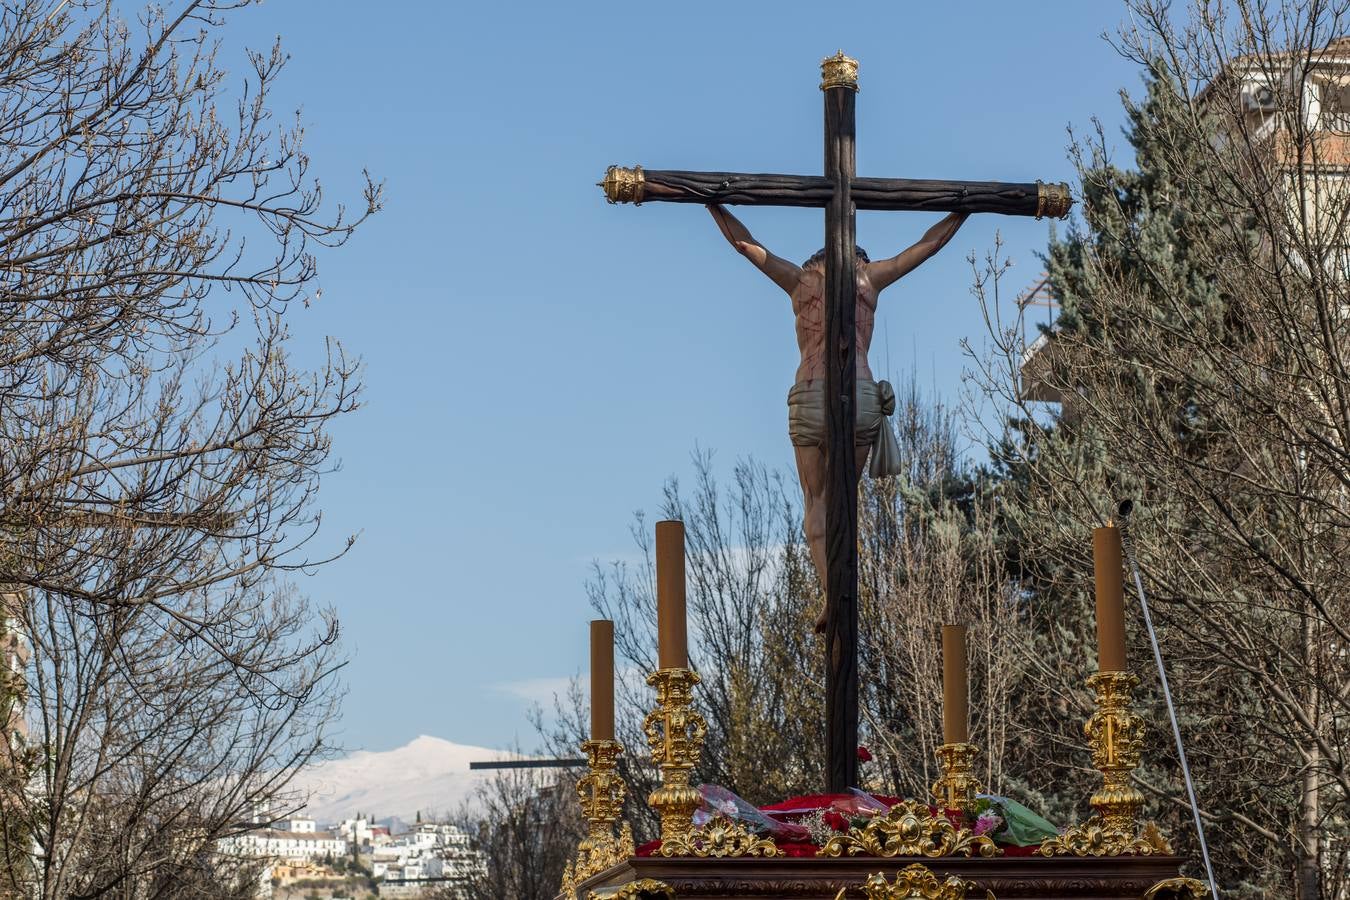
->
1038, 669, 1171, 857
561, 738, 633, 899
578, 738, 627, 840
643, 667, 706, 847
1085, 670, 1145, 831
931, 742, 982, 816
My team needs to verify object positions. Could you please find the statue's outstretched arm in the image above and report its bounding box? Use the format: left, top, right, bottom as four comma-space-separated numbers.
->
866, 212, 969, 293
707, 204, 802, 295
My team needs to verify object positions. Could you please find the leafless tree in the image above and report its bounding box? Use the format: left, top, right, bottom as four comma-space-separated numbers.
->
578, 393, 1036, 812
586, 453, 824, 816
857, 381, 1030, 803
965, 2, 1350, 895
454, 763, 582, 900
0, 0, 379, 895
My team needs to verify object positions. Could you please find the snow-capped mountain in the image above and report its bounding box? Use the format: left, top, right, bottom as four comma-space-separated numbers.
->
286, 735, 519, 823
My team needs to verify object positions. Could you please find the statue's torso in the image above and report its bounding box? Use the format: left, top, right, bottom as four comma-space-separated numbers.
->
790, 267, 877, 383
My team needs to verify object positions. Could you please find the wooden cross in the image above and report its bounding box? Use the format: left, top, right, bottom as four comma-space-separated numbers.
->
600, 52, 1072, 793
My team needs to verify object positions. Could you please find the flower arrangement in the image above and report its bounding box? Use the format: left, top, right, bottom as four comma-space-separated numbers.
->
973, 808, 1004, 837
636, 784, 1061, 860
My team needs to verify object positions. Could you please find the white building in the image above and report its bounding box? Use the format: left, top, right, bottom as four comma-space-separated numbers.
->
279, 815, 316, 833
436, 823, 473, 854
217, 827, 347, 863
337, 815, 374, 847
369, 822, 483, 897
371, 827, 438, 870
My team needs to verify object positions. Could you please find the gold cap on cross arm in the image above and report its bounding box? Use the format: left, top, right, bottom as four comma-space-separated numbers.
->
820, 51, 859, 91
601, 165, 645, 205
1036, 181, 1075, 220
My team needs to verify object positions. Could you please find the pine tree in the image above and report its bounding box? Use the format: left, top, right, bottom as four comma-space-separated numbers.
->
985, 39, 1350, 895
989, 62, 1248, 836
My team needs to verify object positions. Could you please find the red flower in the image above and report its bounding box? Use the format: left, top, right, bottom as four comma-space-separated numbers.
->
856, 745, 873, 763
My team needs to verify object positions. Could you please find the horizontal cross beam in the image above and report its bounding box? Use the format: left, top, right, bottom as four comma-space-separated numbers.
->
468, 758, 587, 770
601, 166, 1073, 219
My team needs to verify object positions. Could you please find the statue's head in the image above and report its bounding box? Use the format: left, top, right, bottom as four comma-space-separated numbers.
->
802, 246, 870, 271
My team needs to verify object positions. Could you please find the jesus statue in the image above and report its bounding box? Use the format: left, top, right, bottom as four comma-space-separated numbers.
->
706, 204, 969, 630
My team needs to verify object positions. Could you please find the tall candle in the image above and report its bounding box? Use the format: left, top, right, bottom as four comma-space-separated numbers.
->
655, 520, 687, 669
941, 624, 969, 744
590, 619, 615, 741
1093, 525, 1128, 672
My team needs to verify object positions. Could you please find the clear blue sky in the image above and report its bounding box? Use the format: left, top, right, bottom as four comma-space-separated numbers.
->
215, 1, 1142, 753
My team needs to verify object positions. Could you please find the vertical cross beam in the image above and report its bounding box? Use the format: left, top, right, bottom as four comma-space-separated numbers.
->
821, 51, 858, 793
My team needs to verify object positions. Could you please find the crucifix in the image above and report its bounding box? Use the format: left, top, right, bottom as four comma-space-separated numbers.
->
601, 52, 1072, 793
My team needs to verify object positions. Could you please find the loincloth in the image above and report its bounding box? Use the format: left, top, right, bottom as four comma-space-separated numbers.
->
787, 378, 904, 478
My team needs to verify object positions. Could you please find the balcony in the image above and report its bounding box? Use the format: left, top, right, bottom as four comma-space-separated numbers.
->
1019, 331, 1064, 404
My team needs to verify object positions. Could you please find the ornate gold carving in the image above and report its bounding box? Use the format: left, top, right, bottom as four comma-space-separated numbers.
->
578, 739, 627, 833
656, 815, 780, 858
644, 667, 707, 849
832, 864, 994, 900
562, 823, 635, 892
930, 742, 982, 816
1036, 815, 1172, 858
1143, 876, 1212, 899
817, 799, 1000, 859
587, 878, 677, 900
820, 50, 859, 92
1038, 672, 1172, 857
1035, 180, 1073, 219
601, 165, 645, 205
561, 740, 634, 899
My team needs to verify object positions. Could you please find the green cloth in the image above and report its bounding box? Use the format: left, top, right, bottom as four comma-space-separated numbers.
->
979, 794, 1060, 846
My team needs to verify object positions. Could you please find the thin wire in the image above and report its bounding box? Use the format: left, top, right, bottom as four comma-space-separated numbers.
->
1118, 519, 1220, 898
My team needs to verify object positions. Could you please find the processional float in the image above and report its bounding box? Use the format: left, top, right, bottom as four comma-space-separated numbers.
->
559, 54, 1212, 900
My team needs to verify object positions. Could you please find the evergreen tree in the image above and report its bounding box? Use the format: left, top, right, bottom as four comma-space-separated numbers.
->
981, 18, 1350, 892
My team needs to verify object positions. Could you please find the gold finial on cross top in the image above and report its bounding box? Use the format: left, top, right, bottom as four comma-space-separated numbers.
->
820, 50, 859, 91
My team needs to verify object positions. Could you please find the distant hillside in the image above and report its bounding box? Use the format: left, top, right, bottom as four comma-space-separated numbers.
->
286, 735, 520, 823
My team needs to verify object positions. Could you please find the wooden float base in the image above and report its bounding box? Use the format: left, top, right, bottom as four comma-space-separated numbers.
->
575, 854, 1188, 900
